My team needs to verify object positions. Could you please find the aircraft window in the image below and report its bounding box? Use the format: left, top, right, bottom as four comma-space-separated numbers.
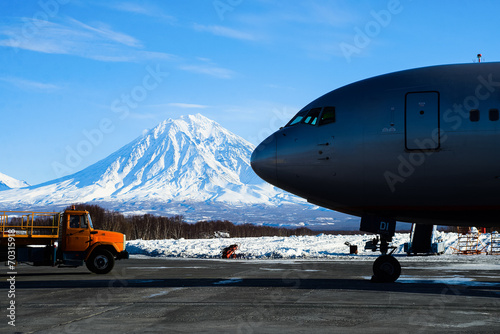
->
470, 109, 480, 122
302, 108, 322, 125
319, 107, 336, 125
489, 109, 499, 121
286, 109, 308, 127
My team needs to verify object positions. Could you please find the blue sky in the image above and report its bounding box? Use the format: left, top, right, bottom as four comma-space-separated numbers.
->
1, 0, 500, 185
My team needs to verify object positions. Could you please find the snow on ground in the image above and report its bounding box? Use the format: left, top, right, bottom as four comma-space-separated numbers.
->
126, 232, 500, 261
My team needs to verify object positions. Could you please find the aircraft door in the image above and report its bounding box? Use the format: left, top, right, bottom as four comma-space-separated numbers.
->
405, 91, 440, 150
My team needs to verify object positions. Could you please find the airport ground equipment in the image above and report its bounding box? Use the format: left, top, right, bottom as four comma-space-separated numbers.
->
404, 224, 445, 255
0, 207, 128, 274
344, 242, 358, 254
491, 232, 500, 255
452, 227, 488, 255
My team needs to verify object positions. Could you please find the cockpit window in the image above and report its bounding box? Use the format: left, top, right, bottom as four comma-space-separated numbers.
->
319, 107, 336, 125
285, 106, 335, 127
285, 109, 308, 127
302, 108, 322, 125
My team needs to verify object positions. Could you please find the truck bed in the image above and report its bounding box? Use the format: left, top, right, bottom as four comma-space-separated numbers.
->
1, 211, 60, 246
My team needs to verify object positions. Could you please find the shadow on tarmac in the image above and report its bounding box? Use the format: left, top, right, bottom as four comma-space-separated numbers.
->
0, 271, 91, 277
2, 277, 500, 299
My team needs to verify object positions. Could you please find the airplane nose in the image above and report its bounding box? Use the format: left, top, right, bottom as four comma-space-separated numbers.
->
251, 134, 277, 185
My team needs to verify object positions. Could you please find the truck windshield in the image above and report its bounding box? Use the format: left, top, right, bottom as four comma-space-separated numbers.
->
87, 214, 94, 229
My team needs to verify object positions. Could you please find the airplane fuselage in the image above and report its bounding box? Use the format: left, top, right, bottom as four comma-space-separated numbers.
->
251, 63, 500, 227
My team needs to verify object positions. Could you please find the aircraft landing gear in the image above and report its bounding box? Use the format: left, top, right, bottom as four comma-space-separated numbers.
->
371, 236, 401, 282
372, 255, 401, 283
361, 215, 401, 283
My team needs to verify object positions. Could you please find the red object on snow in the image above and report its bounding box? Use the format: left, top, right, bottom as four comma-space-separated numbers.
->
222, 244, 238, 259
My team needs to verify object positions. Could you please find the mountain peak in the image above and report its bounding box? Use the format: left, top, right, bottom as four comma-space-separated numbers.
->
166, 113, 213, 127
146, 114, 231, 142
184, 112, 211, 122
0, 172, 30, 190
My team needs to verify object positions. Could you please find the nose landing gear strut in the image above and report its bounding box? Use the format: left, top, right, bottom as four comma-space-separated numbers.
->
361, 215, 401, 283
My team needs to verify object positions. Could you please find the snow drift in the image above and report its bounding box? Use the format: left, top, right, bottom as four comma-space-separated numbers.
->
126, 232, 495, 260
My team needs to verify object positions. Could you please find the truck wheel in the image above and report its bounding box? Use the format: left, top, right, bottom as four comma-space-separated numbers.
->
86, 249, 115, 274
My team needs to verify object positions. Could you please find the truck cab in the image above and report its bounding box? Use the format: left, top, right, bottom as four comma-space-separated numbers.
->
60, 208, 128, 273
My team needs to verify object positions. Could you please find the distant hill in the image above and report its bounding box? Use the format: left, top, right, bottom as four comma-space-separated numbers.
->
0, 172, 30, 191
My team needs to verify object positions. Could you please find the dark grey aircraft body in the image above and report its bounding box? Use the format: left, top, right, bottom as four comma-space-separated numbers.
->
252, 62, 500, 227
251, 63, 500, 281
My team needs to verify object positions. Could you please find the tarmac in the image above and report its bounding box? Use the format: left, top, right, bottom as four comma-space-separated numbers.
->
2, 256, 500, 333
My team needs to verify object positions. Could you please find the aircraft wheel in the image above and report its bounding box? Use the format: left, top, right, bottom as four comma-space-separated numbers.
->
372, 255, 401, 283
86, 249, 115, 274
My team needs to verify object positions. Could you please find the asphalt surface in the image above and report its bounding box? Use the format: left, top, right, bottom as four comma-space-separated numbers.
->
2, 256, 500, 333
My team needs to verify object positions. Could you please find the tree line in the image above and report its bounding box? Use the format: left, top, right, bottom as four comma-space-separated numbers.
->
70, 204, 315, 240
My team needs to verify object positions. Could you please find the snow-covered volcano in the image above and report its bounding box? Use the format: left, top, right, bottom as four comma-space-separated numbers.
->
0, 114, 298, 207
0, 114, 356, 228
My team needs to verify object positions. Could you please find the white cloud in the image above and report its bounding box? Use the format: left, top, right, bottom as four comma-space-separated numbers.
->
0, 17, 173, 63
68, 18, 141, 48
193, 24, 256, 41
112, 2, 156, 15
108, 2, 176, 22
168, 103, 208, 109
236, 1, 361, 28
179, 64, 235, 79
0, 76, 61, 92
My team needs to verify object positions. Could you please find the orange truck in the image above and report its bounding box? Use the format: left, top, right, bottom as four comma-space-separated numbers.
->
0, 207, 128, 274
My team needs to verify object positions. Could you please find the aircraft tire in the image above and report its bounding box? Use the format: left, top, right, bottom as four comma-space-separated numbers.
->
372, 255, 401, 283
86, 249, 115, 274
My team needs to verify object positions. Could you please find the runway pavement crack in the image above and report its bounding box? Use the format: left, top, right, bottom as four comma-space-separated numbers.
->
28, 302, 135, 334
